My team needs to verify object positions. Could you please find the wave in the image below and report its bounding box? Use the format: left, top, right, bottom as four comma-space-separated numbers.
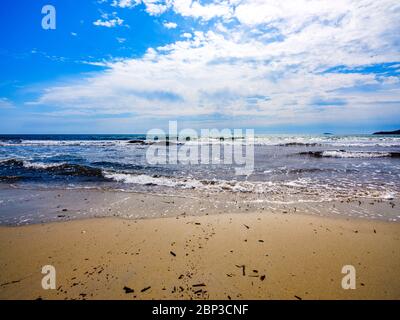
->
0, 158, 103, 177
0, 158, 23, 165
1, 158, 399, 201
103, 172, 264, 193
103, 172, 204, 189
0, 140, 128, 147
298, 150, 400, 158
263, 167, 354, 174
0, 138, 183, 147
90, 161, 146, 171
1, 135, 400, 147
48, 164, 103, 177
277, 142, 320, 147
286, 168, 346, 174
102, 171, 399, 202
0, 176, 22, 182
104, 171, 257, 192
22, 161, 66, 169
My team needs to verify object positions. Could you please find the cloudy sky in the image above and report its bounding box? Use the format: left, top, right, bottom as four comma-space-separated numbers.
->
0, 0, 399, 133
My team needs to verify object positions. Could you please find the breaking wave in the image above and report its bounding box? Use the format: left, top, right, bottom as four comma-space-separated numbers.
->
102, 171, 399, 201
298, 150, 400, 158
1, 134, 400, 148
103, 172, 204, 189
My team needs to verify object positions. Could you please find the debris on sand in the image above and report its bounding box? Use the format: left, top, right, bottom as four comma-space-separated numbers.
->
141, 286, 151, 292
170, 251, 176, 257
236, 264, 246, 276
192, 283, 206, 287
123, 286, 134, 294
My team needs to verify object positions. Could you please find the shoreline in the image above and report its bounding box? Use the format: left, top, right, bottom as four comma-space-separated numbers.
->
0, 186, 399, 226
1, 210, 399, 300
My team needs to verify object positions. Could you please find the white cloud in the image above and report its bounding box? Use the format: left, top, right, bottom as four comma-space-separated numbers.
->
111, 0, 141, 8
163, 21, 177, 29
110, 0, 232, 18
32, 1, 400, 125
172, 0, 233, 21
142, 0, 171, 15
93, 12, 125, 27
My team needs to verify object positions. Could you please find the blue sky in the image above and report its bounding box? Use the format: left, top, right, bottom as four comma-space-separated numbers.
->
0, 0, 399, 134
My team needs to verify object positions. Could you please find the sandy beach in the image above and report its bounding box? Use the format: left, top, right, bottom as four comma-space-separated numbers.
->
2, 0, 400, 304
1, 201, 399, 300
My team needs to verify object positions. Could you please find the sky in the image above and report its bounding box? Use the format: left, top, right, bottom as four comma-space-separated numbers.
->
0, 0, 399, 134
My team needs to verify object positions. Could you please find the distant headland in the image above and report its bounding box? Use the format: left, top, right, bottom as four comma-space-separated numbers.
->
373, 129, 400, 135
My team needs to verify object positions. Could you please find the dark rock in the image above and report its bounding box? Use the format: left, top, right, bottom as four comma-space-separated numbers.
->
373, 129, 400, 135
127, 139, 146, 145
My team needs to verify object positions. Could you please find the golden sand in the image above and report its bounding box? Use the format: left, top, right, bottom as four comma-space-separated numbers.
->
0, 212, 399, 300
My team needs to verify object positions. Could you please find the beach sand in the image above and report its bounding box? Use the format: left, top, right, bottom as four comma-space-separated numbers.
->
0, 207, 399, 300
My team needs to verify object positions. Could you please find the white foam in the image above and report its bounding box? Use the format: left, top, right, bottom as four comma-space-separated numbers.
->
22, 161, 66, 169
253, 135, 400, 147
2, 135, 400, 147
321, 150, 392, 158
104, 172, 204, 189
103, 170, 399, 200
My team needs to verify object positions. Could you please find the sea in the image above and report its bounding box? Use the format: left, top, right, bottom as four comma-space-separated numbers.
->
1, 134, 399, 205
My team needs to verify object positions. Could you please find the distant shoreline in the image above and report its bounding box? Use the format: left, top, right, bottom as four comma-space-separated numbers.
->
373, 129, 400, 135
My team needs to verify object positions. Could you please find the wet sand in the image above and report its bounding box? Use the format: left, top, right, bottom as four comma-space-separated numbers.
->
0, 210, 399, 300
0, 186, 399, 225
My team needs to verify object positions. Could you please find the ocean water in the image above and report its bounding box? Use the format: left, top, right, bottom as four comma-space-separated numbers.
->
0, 134, 400, 203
